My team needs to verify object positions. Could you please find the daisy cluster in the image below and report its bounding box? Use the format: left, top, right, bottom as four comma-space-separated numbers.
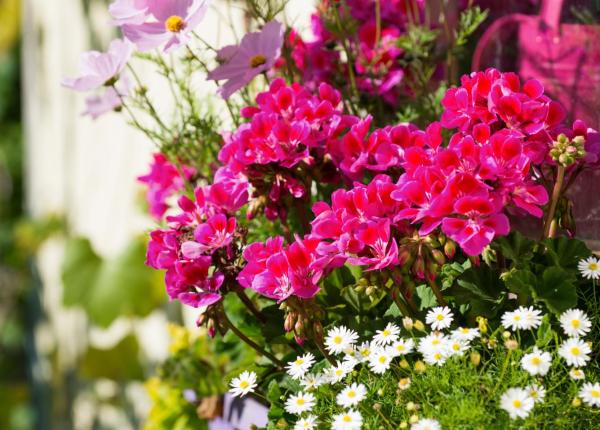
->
229, 305, 597, 428
499, 306, 596, 419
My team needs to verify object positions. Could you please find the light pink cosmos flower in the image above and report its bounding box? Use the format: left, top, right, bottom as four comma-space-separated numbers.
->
109, 0, 149, 25
62, 39, 132, 92
208, 21, 284, 99
82, 83, 126, 119
122, 0, 210, 52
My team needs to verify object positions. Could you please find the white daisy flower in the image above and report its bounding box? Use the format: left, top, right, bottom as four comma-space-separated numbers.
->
520, 347, 552, 376
411, 418, 441, 430
398, 377, 411, 390
286, 353, 316, 380
372, 322, 401, 346
569, 368, 586, 380
423, 350, 447, 366
579, 382, 600, 407
389, 338, 415, 357
229, 371, 257, 397
325, 326, 359, 354
294, 415, 318, 430
368, 348, 393, 374
355, 341, 373, 362
284, 392, 316, 415
326, 360, 354, 384
451, 327, 480, 342
526, 384, 545, 404
426, 306, 454, 330
558, 338, 591, 367
336, 383, 367, 408
418, 332, 449, 355
518, 306, 543, 330
501, 309, 527, 331
578, 256, 600, 280
332, 409, 363, 430
560, 309, 592, 338
301, 373, 324, 390
445, 338, 469, 357
500, 387, 535, 419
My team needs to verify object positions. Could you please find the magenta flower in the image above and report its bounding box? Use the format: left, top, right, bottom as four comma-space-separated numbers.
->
122, 0, 210, 52
62, 39, 132, 92
137, 153, 195, 220
181, 214, 236, 258
109, 0, 149, 25
208, 21, 284, 99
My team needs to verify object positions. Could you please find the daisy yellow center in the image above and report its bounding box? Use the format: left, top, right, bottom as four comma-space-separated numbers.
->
361, 349, 370, 357
296, 398, 305, 405
531, 356, 542, 365
434, 352, 443, 360
460, 328, 469, 333
571, 319, 581, 328
295, 359, 305, 365
333, 335, 343, 344
400, 378, 409, 386
436, 314, 444, 321
379, 356, 387, 364
249, 54, 267, 68
589, 262, 598, 270
239, 380, 249, 389
512, 399, 522, 408
530, 391, 538, 398
335, 369, 343, 376
343, 415, 352, 423
452, 343, 460, 351
571, 347, 581, 356
383, 329, 391, 336
432, 339, 440, 345
165, 15, 186, 33
397, 345, 405, 351
347, 390, 356, 398
591, 390, 600, 398
513, 315, 521, 321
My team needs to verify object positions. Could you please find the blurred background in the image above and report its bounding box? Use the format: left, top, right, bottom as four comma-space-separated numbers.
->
1, 1, 599, 429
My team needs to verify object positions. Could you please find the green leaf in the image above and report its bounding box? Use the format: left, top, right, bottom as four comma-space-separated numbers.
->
62, 238, 102, 306
536, 314, 553, 348
448, 264, 505, 318
416, 284, 437, 309
266, 379, 282, 404
502, 269, 536, 297
495, 231, 536, 264
542, 237, 590, 270
533, 266, 577, 314
62, 237, 165, 327
384, 302, 401, 318
79, 334, 144, 381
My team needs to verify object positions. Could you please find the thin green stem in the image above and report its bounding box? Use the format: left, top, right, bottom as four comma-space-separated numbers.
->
543, 165, 565, 239
127, 64, 170, 132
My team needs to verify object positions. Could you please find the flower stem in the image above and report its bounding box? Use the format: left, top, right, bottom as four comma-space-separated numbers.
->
220, 305, 284, 368
489, 349, 512, 400
236, 288, 267, 324
543, 165, 565, 239
428, 279, 447, 306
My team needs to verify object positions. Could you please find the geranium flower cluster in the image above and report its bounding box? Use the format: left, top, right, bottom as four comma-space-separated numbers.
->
229, 306, 597, 429
145, 168, 248, 310
285, 0, 426, 104
219, 78, 357, 220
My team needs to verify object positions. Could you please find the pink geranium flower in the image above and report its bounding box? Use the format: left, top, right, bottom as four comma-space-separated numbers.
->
122, 0, 210, 52
62, 39, 132, 92
181, 214, 236, 258
208, 21, 284, 99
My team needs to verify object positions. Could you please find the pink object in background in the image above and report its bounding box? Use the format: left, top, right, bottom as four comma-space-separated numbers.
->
473, 0, 600, 128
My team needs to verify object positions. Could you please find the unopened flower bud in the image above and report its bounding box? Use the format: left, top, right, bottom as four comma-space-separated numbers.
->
377, 389, 384, 396
402, 317, 414, 331
414, 320, 425, 332
425, 261, 438, 282
406, 402, 416, 411
398, 248, 412, 266
373, 403, 382, 411
284, 313, 295, 332
399, 422, 408, 429
572, 397, 582, 408
477, 316, 488, 334
444, 240, 456, 259
409, 415, 419, 424
502, 331, 511, 340
399, 359, 410, 369
414, 360, 426, 373
470, 352, 481, 366
431, 249, 446, 266
276, 418, 288, 429
412, 256, 425, 279
366, 286, 377, 296
504, 339, 519, 350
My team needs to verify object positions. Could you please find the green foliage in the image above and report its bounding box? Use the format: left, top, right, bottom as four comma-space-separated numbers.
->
62, 237, 165, 327
79, 334, 144, 381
